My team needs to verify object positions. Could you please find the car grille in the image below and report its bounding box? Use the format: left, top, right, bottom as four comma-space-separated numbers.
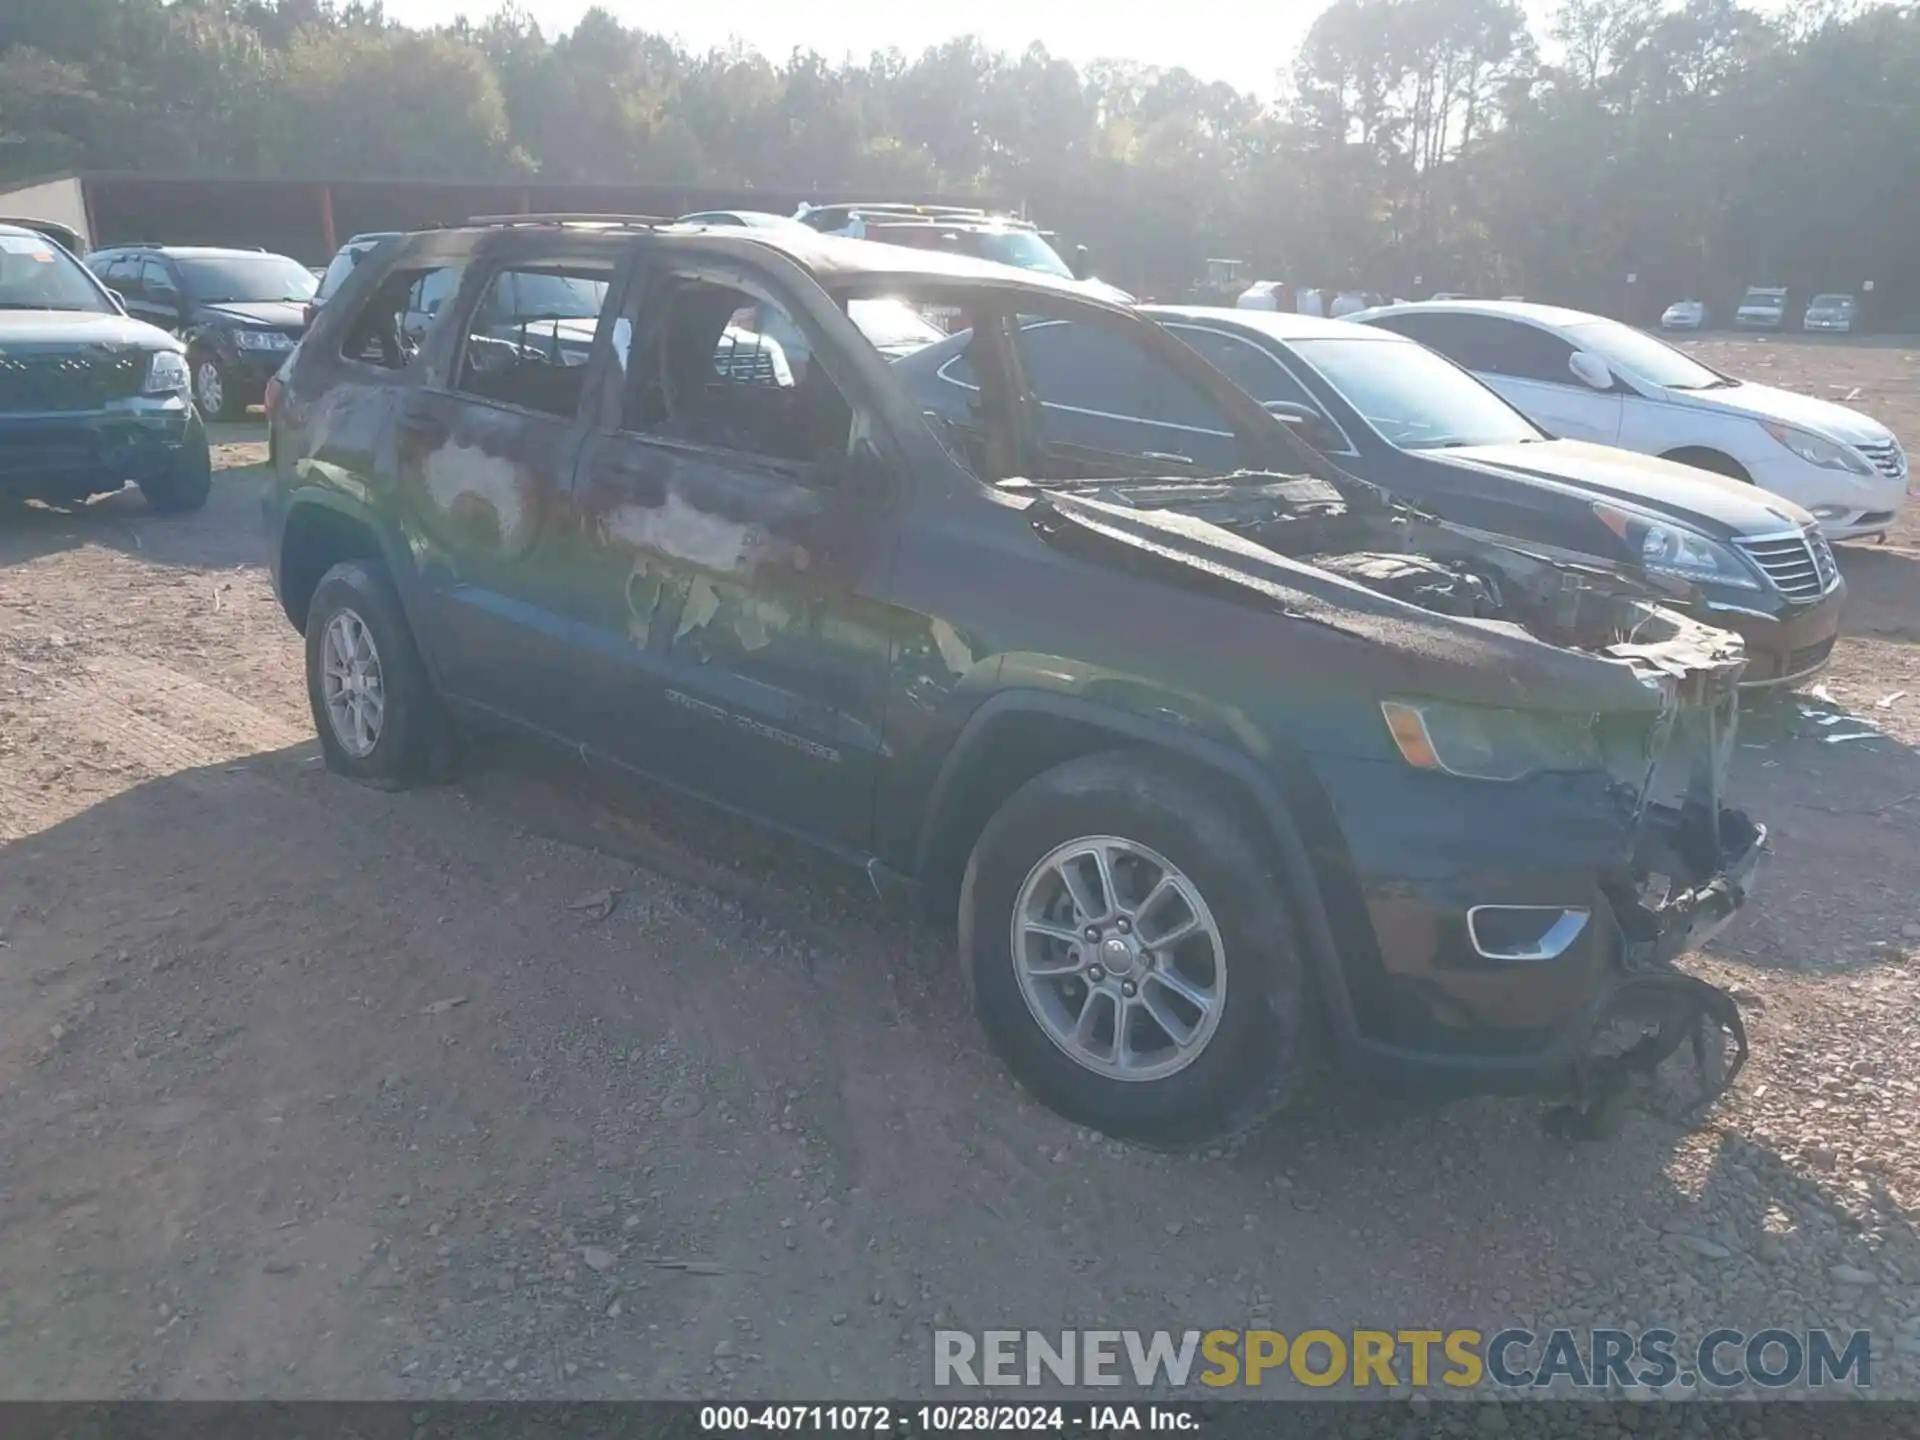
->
1856, 440, 1907, 480
1737, 529, 1839, 601
0, 351, 146, 412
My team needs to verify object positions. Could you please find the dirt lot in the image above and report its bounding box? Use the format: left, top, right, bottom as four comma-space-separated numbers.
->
2, 338, 1919, 1407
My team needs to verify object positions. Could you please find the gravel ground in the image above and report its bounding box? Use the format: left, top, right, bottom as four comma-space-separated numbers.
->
1, 341, 1918, 1416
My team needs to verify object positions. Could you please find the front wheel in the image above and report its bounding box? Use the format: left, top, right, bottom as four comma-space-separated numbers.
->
192, 353, 244, 421
137, 412, 213, 513
304, 560, 451, 788
1662, 447, 1751, 483
960, 751, 1314, 1147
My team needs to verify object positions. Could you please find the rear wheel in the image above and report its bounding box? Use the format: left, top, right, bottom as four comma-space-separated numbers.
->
960, 751, 1313, 1147
303, 560, 451, 788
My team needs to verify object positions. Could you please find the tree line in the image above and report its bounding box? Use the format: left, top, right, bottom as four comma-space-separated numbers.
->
4, 0, 1918, 321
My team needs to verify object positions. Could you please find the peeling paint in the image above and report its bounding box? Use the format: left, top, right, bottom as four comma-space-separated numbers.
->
676, 574, 724, 644
928, 618, 974, 678
606, 494, 760, 574
625, 562, 675, 647
422, 439, 532, 551
732, 593, 795, 652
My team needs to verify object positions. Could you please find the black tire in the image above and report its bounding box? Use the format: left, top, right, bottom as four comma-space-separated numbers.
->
959, 750, 1314, 1147
191, 351, 245, 421
137, 413, 213, 513
1662, 447, 1751, 483
304, 560, 452, 789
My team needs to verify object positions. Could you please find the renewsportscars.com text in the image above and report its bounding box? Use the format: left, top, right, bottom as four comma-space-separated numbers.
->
933, 1328, 1872, 1392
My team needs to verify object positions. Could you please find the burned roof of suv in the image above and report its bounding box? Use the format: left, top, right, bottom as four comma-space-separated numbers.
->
425, 220, 1110, 302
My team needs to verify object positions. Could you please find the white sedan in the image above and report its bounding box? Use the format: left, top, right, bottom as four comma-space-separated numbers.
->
1350, 300, 1907, 540
1662, 299, 1707, 330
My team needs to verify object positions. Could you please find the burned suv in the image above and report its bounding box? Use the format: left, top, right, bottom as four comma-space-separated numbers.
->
263, 217, 1765, 1145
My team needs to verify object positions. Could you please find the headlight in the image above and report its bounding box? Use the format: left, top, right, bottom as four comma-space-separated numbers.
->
1762, 421, 1875, 475
143, 350, 190, 395
1592, 503, 1761, 589
1381, 699, 1602, 782
234, 328, 293, 351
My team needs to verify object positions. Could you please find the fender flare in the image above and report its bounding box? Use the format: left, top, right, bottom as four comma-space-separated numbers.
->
914, 688, 1365, 1054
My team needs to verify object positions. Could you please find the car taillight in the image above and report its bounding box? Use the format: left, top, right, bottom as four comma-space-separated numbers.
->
303, 302, 318, 327
263, 375, 283, 419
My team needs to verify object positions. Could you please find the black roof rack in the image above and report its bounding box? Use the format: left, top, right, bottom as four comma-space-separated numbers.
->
466, 212, 672, 229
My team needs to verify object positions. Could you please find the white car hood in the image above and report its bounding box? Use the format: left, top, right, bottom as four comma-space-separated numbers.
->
1659, 379, 1896, 446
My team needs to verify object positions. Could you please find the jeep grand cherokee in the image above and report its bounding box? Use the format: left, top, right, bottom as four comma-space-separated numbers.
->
262, 216, 1766, 1145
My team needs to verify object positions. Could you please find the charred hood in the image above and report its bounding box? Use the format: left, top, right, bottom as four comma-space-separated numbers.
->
1019, 472, 1747, 715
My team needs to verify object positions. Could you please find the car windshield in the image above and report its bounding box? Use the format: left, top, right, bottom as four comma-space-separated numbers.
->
317, 242, 387, 301
1286, 336, 1544, 449
500, 271, 606, 321
1810, 294, 1854, 309
177, 255, 318, 304
969, 231, 1075, 279
1562, 317, 1733, 391
1742, 291, 1785, 307
0, 233, 114, 312
848, 298, 944, 351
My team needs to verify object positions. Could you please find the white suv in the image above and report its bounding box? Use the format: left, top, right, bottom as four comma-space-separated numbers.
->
1352, 301, 1907, 540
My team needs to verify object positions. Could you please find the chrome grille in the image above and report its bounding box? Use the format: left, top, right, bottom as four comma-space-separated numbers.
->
0, 351, 145, 412
1737, 529, 1839, 601
1856, 439, 1907, 480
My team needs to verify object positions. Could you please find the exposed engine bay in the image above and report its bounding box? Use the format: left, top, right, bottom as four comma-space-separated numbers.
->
1012, 471, 1749, 700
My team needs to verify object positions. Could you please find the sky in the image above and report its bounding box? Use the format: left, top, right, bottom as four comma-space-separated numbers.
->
378, 0, 1541, 99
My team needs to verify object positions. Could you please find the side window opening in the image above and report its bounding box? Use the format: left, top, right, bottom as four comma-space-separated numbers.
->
340, 262, 464, 370
452, 262, 614, 417
1011, 316, 1248, 476
623, 277, 853, 472
1168, 326, 1312, 408
141, 257, 178, 299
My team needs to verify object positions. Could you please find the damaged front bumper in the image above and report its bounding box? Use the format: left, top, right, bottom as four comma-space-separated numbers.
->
1546, 800, 1765, 1137
1326, 685, 1766, 1132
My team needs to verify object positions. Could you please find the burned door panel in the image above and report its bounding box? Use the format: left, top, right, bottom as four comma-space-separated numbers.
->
393, 390, 586, 723
570, 432, 895, 850
563, 267, 896, 850
390, 254, 617, 727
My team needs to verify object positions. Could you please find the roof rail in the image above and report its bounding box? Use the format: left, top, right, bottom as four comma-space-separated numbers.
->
466, 212, 672, 229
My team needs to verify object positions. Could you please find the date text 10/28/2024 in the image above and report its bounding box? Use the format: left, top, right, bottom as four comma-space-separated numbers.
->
699, 1406, 1198, 1433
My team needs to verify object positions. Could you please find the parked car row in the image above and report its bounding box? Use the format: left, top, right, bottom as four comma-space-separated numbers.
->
84, 243, 318, 418
1352, 300, 1906, 541
1663, 288, 1862, 334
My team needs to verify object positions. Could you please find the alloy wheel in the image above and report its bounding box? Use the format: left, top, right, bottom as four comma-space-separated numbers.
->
320, 608, 385, 758
194, 360, 225, 417
1009, 835, 1227, 1081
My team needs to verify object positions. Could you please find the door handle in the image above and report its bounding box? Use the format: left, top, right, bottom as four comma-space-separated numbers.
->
1140, 450, 1194, 466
